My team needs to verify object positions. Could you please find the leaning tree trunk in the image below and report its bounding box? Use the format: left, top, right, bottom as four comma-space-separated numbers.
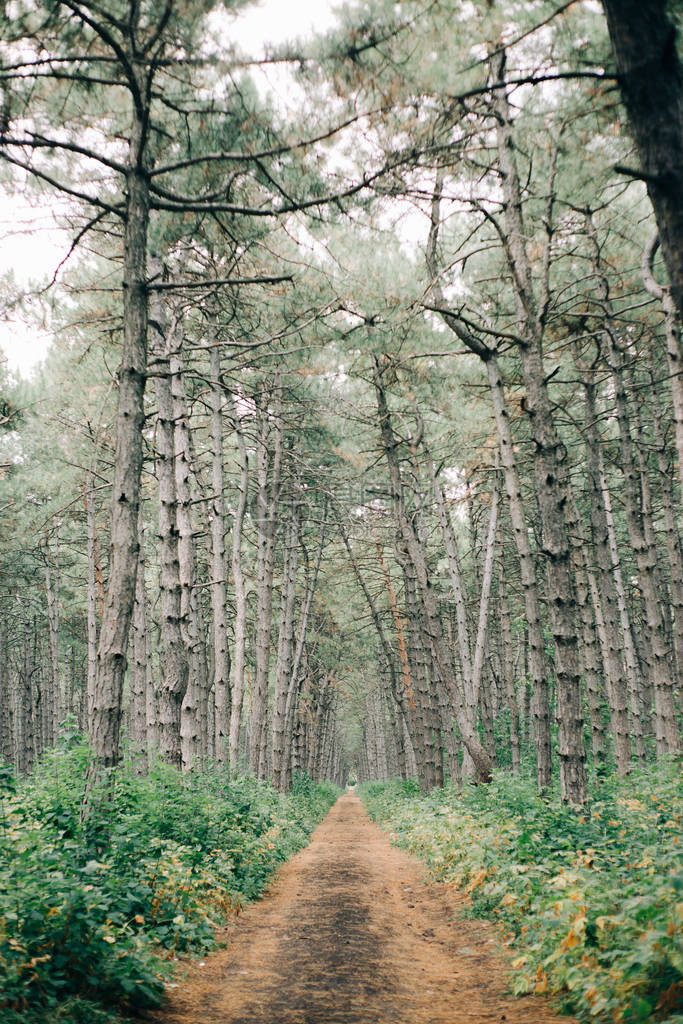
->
491, 49, 587, 803
426, 171, 552, 792
423, 443, 473, 729
373, 357, 493, 784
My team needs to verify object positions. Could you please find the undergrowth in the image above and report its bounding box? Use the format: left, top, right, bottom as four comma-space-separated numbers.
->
0, 734, 337, 1024
361, 765, 682, 1024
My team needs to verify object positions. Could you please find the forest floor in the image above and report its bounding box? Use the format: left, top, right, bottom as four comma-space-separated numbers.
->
148, 792, 573, 1024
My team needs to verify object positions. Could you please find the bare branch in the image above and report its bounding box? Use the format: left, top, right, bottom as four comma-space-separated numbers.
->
0, 150, 121, 215
147, 273, 294, 291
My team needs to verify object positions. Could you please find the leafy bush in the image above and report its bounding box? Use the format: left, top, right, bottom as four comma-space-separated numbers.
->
361, 766, 682, 1024
0, 742, 337, 1024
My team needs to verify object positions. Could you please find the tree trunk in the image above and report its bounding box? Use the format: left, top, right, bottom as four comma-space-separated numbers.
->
208, 342, 231, 764
170, 334, 207, 769
0, 619, 11, 764
601, 0, 683, 322
87, 112, 149, 787
18, 618, 34, 774
129, 507, 150, 768
228, 397, 249, 767
642, 233, 683, 497
498, 566, 521, 773
150, 291, 188, 770
598, 452, 650, 751
580, 367, 645, 763
250, 379, 283, 776
272, 477, 301, 791
281, 507, 327, 790
639, 365, 683, 682
465, 468, 499, 776
84, 480, 99, 731
425, 173, 551, 792
373, 356, 493, 784
588, 218, 679, 757
490, 49, 586, 803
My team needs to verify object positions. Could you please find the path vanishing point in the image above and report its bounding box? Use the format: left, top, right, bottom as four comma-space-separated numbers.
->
152, 793, 574, 1024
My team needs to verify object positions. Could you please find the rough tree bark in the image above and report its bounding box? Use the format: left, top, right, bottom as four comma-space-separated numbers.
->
425, 171, 552, 792
170, 331, 208, 769
208, 340, 231, 764
43, 540, 60, 746
642, 233, 683, 496
498, 566, 520, 773
645, 356, 683, 681
490, 49, 587, 803
129, 507, 150, 767
0, 620, 11, 764
281, 506, 327, 790
250, 378, 283, 776
150, 290, 188, 770
373, 356, 493, 784
587, 218, 679, 757
272, 471, 301, 791
228, 396, 249, 767
87, 101, 149, 787
601, 0, 683, 322
579, 365, 645, 762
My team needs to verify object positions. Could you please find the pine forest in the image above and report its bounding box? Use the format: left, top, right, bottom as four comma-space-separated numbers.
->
0, 2, 680, 1023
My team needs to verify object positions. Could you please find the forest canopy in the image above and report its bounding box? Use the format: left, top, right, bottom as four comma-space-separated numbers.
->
0, 0, 681, 844
1, 2, 682, 1022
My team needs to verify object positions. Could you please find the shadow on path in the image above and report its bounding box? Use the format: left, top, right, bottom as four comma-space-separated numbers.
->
150, 794, 573, 1024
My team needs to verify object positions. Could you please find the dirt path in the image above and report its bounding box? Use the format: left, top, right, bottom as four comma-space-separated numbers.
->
151, 793, 571, 1024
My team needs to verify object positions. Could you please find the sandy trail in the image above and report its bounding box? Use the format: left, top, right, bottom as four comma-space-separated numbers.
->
150, 793, 570, 1024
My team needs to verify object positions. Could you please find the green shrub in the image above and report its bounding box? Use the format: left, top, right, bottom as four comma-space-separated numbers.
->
0, 741, 338, 1024
361, 765, 682, 1024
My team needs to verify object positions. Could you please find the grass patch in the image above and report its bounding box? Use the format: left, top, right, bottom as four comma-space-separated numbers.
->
0, 737, 337, 1024
360, 765, 682, 1024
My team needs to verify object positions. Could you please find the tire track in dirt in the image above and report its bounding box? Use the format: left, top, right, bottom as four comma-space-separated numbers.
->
149, 793, 573, 1024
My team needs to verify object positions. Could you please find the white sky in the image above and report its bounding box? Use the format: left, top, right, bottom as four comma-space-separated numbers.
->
0, 0, 340, 378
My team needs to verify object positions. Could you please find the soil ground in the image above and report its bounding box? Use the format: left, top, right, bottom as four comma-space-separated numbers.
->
148, 793, 573, 1024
